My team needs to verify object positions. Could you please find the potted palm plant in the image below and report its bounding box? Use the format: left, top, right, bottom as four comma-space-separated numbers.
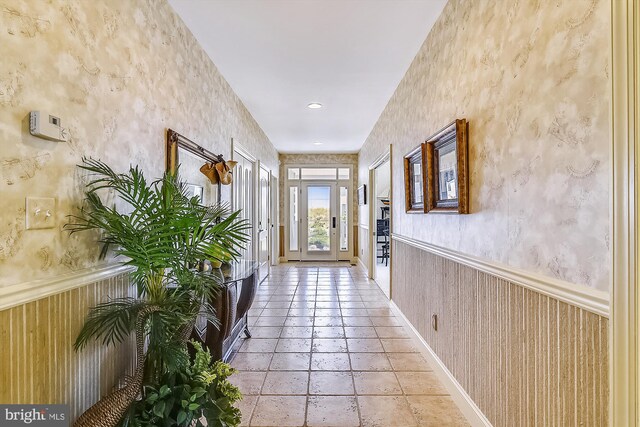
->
67, 158, 248, 427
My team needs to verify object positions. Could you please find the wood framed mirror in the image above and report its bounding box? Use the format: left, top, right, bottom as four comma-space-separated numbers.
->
403, 144, 426, 213
424, 119, 468, 214
166, 128, 223, 206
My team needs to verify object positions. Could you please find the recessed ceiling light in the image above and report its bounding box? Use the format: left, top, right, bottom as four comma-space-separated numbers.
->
313, 142, 323, 146
307, 102, 323, 109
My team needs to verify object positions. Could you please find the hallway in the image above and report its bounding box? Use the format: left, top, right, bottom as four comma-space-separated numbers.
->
230, 263, 468, 426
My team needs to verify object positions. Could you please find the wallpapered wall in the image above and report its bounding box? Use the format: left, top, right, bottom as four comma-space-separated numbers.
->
0, 0, 278, 287
358, 0, 610, 291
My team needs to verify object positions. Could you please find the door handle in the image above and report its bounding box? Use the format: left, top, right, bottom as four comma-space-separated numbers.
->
332, 217, 336, 228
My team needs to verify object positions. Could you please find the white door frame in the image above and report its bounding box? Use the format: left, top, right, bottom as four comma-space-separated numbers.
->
231, 139, 258, 262
368, 146, 392, 291
611, 1, 639, 425
283, 164, 354, 262
257, 163, 271, 280
300, 181, 338, 261
270, 174, 279, 266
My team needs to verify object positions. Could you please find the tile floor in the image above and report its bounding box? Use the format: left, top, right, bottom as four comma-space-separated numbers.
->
230, 263, 469, 427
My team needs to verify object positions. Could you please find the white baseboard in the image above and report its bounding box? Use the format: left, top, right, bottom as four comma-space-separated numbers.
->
356, 256, 368, 273
389, 300, 492, 427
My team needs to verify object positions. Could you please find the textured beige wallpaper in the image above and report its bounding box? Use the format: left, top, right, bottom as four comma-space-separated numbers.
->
359, 0, 610, 291
0, 0, 278, 287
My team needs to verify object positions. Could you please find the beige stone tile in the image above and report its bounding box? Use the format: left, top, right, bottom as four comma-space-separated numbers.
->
236, 394, 258, 427
366, 308, 395, 317
261, 308, 290, 316
314, 316, 343, 326
313, 326, 346, 338
306, 396, 360, 427
284, 316, 315, 327
250, 326, 283, 338
261, 371, 309, 395
255, 316, 287, 327
342, 316, 373, 327
341, 308, 369, 317
347, 338, 384, 352
353, 371, 402, 395
250, 395, 307, 426
309, 371, 354, 395
407, 395, 470, 426
311, 352, 351, 371
230, 371, 267, 395
239, 338, 278, 353
231, 353, 272, 371
375, 326, 409, 338
387, 353, 432, 372
357, 395, 418, 426
396, 371, 448, 395
349, 353, 392, 371
380, 338, 419, 353
280, 326, 313, 338
312, 338, 348, 353
344, 326, 378, 338
370, 316, 402, 327
269, 352, 311, 371
276, 338, 312, 352
288, 307, 315, 316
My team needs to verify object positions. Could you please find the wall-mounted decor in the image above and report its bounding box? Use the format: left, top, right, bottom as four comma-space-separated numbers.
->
166, 129, 223, 205
358, 184, 367, 205
425, 119, 468, 214
403, 145, 425, 213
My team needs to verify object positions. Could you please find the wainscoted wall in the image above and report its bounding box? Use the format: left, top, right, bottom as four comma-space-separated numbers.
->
0, 0, 278, 287
0, 272, 134, 421
392, 239, 608, 426
358, 0, 610, 292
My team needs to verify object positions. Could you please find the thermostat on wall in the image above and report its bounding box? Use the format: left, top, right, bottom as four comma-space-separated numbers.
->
29, 111, 67, 142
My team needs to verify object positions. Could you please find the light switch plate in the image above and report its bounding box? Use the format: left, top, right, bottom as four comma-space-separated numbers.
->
25, 197, 56, 230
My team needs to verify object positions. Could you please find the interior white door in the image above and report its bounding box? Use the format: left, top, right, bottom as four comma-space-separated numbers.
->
300, 182, 337, 261
232, 151, 255, 261
258, 167, 270, 281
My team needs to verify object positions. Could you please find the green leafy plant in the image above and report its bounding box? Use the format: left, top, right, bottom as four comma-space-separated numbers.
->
67, 158, 248, 424
122, 341, 242, 427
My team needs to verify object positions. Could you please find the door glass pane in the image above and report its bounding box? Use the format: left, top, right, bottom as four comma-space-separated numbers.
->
301, 168, 337, 180
288, 168, 300, 180
307, 186, 330, 252
338, 168, 350, 180
289, 187, 298, 251
340, 186, 348, 251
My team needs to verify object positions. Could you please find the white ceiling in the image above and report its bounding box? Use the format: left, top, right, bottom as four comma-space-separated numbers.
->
169, 0, 447, 153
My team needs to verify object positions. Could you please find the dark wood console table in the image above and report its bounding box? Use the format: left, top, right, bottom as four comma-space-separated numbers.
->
192, 260, 259, 362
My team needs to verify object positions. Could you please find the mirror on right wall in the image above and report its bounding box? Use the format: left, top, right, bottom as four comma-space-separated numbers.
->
424, 118, 469, 214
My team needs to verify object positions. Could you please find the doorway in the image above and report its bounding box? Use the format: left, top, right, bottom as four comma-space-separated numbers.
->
257, 165, 270, 281
368, 148, 392, 298
285, 166, 352, 262
232, 144, 256, 263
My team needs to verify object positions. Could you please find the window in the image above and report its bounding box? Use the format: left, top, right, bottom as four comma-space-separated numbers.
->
338, 168, 350, 180
339, 186, 348, 251
288, 168, 300, 180
289, 186, 299, 251
301, 168, 337, 180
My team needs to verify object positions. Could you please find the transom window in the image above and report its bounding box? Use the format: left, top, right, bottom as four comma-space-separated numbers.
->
288, 167, 350, 181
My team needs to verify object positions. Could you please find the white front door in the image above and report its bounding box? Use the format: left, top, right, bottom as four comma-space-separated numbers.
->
300, 182, 337, 261
258, 167, 270, 281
